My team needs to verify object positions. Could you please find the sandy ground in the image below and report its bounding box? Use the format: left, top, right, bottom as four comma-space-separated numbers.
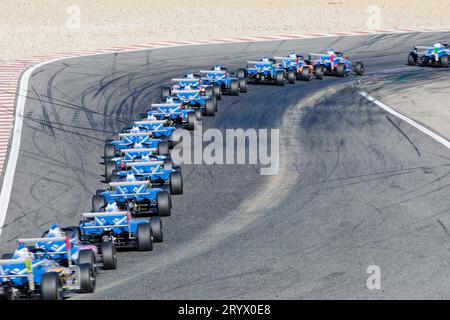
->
0, 0, 449, 63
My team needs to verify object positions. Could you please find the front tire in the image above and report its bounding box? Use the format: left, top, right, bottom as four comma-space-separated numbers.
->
314, 66, 323, 79
213, 84, 222, 100
78, 250, 96, 273
79, 263, 96, 293
170, 171, 183, 195
440, 55, 449, 68
186, 112, 195, 130
104, 143, 115, 159
275, 70, 285, 86
137, 224, 153, 251
205, 98, 215, 116
105, 160, 116, 183
238, 77, 247, 93
150, 217, 163, 243
288, 70, 296, 84
300, 67, 310, 81
161, 86, 171, 101
158, 141, 170, 156
355, 62, 365, 76
336, 64, 345, 77
230, 79, 239, 96
92, 195, 105, 212
408, 52, 417, 66
157, 191, 171, 217
236, 68, 246, 79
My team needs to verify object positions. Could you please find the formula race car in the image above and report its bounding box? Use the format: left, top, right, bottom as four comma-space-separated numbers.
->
0, 241, 95, 300
240, 58, 286, 85
80, 210, 163, 252
163, 89, 216, 116
199, 65, 247, 96
408, 43, 450, 67
274, 52, 324, 83
121, 121, 177, 146
111, 160, 183, 195
161, 74, 220, 101
144, 102, 198, 130
92, 179, 171, 217
308, 50, 364, 77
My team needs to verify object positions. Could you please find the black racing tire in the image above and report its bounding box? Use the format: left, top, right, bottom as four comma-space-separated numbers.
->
205, 98, 215, 116
213, 84, 222, 100
104, 143, 115, 159
161, 86, 171, 101
158, 141, 170, 156
78, 250, 96, 273
336, 64, 345, 77
288, 70, 296, 84
186, 112, 195, 130
300, 67, 310, 81
238, 77, 247, 93
170, 171, 183, 195
137, 224, 153, 251
236, 68, 246, 79
440, 55, 449, 68
230, 79, 239, 96
101, 241, 117, 270
408, 52, 417, 66
41, 272, 63, 300
314, 66, 323, 79
195, 108, 203, 121
105, 160, 116, 183
1, 253, 12, 259
157, 191, 171, 217
355, 62, 365, 76
150, 217, 163, 243
275, 70, 285, 86
79, 263, 96, 293
92, 195, 106, 212
163, 158, 173, 170
205, 86, 214, 97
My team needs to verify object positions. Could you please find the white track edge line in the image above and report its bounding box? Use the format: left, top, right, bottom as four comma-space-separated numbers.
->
358, 91, 450, 149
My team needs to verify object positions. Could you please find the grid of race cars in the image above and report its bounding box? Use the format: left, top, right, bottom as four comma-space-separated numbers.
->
0, 43, 449, 300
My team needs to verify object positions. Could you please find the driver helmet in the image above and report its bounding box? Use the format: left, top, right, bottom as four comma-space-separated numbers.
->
12, 244, 31, 260
262, 57, 270, 63
214, 64, 221, 71
327, 50, 335, 56
105, 201, 119, 212
131, 124, 140, 133
186, 72, 194, 79
126, 172, 137, 182
47, 224, 63, 238
434, 43, 442, 48
289, 52, 297, 59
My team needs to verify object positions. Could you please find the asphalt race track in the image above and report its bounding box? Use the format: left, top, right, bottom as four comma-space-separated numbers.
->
1, 32, 450, 299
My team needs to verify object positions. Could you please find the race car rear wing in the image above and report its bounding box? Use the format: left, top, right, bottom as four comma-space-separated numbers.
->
171, 78, 201, 82
109, 181, 151, 187
120, 148, 158, 153
199, 70, 227, 74
134, 119, 167, 125
0, 258, 35, 289
126, 161, 165, 167
150, 103, 182, 108
118, 132, 158, 137
273, 56, 297, 61
81, 211, 132, 238
247, 61, 272, 65
172, 89, 201, 94
17, 236, 74, 266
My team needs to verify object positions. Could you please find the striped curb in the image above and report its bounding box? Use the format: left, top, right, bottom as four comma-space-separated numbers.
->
0, 27, 448, 175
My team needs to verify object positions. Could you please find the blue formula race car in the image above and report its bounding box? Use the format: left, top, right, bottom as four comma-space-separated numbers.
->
408, 43, 449, 67
199, 65, 247, 96
111, 160, 183, 195
274, 52, 324, 83
92, 177, 172, 217
161, 73, 220, 101
240, 57, 286, 85
0, 242, 95, 300
145, 102, 198, 130
163, 88, 216, 116
308, 50, 365, 77
79, 209, 163, 252
121, 121, 177, 146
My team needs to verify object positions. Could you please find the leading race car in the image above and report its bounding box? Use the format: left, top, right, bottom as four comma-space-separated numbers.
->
79, 209, 162, 252
308, 50, 365, 77
408, 42, 450, 67
199, 65, 247, 96
274, 52, 324, 83
0, 241, 95, 300
240, 58, 286, 85
92, 177, 171, 217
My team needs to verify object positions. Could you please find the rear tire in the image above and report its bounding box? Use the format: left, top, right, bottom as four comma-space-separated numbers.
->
238, 77, 247, 93
79, 263, 96, 293
104, 143, 115, 159
230, 79, 239, 96
92, 195, 105, 212
300, 67, 310, 81
101, 241, 117, 270
158, 141, 170, 156
105, 160, 116, 182
205, 98, 215, 116
186, 112, 195, 130
41, 272, 63, 300
288, 70, 296, 84
440, 55, 449, 68
150, 217, 163, 243
336, 64, 345, 77
408, 52, 417, 66
157, 191, 171, 217
213, 84, 221, 100
170, 171, 183, 195
137, 224, 153, 251
275, 70, 285, 86
355, 62, 365, 76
